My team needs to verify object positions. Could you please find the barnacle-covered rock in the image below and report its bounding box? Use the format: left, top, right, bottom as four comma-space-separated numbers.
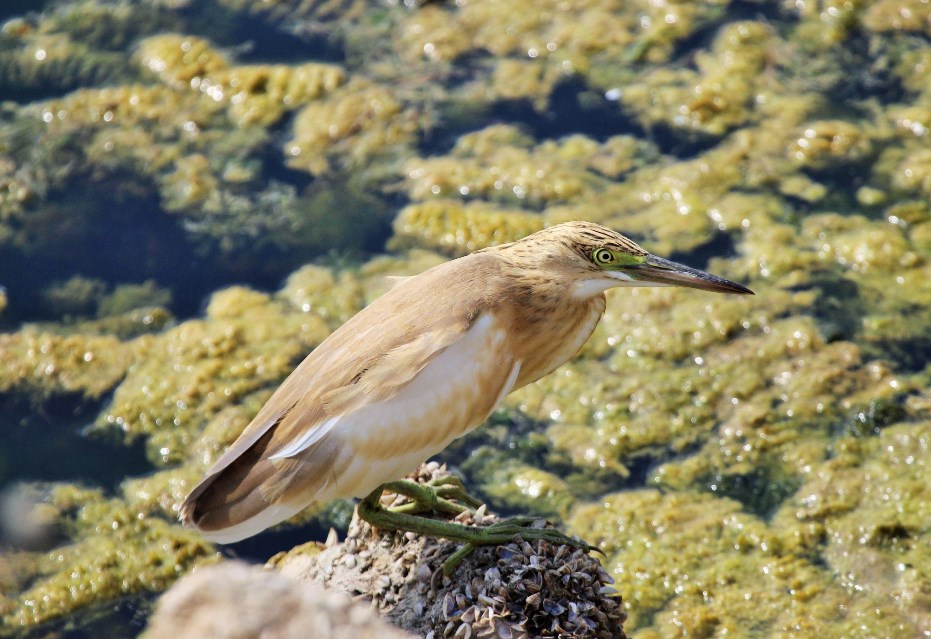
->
274, 463, 626, 639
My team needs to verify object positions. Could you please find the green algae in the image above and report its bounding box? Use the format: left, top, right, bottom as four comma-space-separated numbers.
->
135, 33, 345, 126
97, 281, 172, 318
465, 452, 574, 521
0, 28, 356, 259
568, 487, 927, 637
395, 0, 730, 105
284, 76, 421, 179
1, 483, 218, 630
1, 0, 931, 636
0, 30, 131, 97
404, 125, 609, 208
619, 20, 774, 140
390, 199, 545, 256
0, 330, 132, 402
41, 276, 107, 317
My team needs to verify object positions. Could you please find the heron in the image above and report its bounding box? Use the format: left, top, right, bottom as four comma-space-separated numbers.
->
180, 221, 752, 566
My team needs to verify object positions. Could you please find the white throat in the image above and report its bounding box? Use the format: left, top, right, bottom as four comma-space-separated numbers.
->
570, 273, 669, 299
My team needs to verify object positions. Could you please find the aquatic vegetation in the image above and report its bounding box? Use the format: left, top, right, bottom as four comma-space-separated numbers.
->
405, 125, 611, 207
284, 77, 420, 177
1, 0, 930, 636
396, 0, 730, 104
391, 199, 544, 256
97, 280, 172, 318
0, 330, 132, 401
2, 483, 217, 629
0, 30, 130, 98
619, 21, 774, 140
135, 33, 346, 126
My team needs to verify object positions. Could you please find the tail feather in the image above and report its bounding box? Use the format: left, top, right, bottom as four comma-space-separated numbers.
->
179, 428, 340, 544
180, 428, 293, 543
185, 500, 307, 544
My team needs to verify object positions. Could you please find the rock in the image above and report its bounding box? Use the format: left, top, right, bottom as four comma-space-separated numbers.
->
273, 463, 627, 639
143, 561, 415, 639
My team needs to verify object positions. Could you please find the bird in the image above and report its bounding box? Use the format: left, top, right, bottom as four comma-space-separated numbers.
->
180, 221, 753, 558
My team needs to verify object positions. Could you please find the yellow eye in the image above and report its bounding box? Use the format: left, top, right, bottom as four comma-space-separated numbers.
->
593, 248, 615, 265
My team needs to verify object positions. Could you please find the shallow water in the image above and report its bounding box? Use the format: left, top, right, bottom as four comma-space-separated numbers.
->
1, 1, 930, 637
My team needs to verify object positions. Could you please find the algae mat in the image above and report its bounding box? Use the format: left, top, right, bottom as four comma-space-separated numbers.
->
1, 1, 930, 637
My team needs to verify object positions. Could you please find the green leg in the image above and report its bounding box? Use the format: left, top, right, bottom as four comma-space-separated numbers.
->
357, 482, 597, 575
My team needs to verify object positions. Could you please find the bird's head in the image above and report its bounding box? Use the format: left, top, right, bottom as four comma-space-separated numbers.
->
502, 221, 753, 299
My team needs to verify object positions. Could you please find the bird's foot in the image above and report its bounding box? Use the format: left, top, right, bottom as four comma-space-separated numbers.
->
380, 477, 485, 517
357, 485, 597, 576
438, 517, 600, 575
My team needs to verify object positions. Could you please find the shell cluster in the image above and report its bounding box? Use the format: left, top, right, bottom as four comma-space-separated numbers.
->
434, 540, 625, 639
275, 462, 626, 639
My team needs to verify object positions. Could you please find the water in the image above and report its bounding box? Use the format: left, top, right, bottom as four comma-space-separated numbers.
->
1, 1, 930, 637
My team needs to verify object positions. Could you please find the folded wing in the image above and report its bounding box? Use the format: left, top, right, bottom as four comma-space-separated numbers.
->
180, 255, 517, 543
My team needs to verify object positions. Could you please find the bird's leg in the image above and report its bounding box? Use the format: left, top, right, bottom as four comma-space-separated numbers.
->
357, 484, 598, 575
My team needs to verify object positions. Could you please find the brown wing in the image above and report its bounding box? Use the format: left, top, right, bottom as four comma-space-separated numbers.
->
179, 252, 506, 540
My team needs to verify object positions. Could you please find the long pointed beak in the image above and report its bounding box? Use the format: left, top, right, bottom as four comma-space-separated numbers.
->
628, 255, 754, 295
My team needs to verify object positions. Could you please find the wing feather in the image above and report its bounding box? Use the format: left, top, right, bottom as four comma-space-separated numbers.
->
182, 252, 510, 540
